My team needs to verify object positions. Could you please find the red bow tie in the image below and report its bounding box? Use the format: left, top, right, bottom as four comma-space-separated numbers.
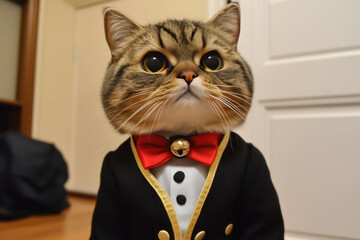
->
133, 133, 223, 169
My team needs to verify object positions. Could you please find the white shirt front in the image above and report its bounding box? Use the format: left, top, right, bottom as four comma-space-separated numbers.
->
151, 157, 209, 236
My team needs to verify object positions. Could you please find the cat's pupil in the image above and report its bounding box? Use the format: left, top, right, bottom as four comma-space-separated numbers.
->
202, 51, 222, 71
143, 52, 166, 72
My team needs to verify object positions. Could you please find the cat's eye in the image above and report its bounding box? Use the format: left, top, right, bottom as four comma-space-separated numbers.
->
141, 51, 168, 73
201, 51, 223, 71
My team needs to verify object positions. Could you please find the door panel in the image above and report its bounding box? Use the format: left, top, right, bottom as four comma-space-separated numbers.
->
269, 104, 360, 239
260, 54, 360, 100
269, 0, 360, 58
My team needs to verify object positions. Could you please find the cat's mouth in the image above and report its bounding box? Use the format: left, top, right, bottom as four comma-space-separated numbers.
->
175, 89, 200, 102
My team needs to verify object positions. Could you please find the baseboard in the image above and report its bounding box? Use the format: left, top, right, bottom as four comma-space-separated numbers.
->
67, 190, 97, 199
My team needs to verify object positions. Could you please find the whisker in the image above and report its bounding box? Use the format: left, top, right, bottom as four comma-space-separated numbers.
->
103, 87, 157, 110
209, 85, 252, 96
212, 84, 241, 88
115, 95, 167, 132
142, 101, 165, 131
104, 89, 156, 114
210, 100, 235, 151
208, 90, 252, 109
208, 94, 246, 121
220, 94, 250, 113
107, 93, 156, 124
151, 98, 169, 134
219, 97, 247, 120
129, 86, 158, 92
207, 100, 229, 131
130, 101, 163, 134
213, 88, 253, 101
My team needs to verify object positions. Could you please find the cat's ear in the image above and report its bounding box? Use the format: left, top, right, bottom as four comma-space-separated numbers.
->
103, 8, 142, 56
207, 3, 240, 49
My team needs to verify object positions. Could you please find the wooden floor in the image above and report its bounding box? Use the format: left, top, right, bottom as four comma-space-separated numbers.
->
0, 196, 96, 240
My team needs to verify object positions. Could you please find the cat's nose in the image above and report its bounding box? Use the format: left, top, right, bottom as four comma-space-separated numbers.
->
178, 71, 198, 84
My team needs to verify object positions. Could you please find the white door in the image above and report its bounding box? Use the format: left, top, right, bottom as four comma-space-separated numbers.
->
211, 0, 360, 239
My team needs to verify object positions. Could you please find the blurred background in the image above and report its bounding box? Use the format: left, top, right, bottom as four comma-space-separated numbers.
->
0, 0, 359, 239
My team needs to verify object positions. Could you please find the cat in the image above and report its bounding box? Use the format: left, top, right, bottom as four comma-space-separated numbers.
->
91, 3, 284, 240
101, 3, 252, 137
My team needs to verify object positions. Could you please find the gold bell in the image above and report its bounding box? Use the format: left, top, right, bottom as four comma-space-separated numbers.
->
170, 138, 190, 158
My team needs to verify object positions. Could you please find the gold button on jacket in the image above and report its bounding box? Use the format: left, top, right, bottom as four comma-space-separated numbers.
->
225, 223, 234, 235
158, 230, 170, 240
194, 231, 205, 240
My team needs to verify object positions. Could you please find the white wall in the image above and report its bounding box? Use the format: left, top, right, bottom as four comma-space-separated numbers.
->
34, 0, 208, 194
33, 0, 77, 188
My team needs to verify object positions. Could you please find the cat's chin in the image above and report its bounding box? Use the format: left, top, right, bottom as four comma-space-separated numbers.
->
153, 125, 227, 138
129, 99, 229, 137
130, 125, 227, 138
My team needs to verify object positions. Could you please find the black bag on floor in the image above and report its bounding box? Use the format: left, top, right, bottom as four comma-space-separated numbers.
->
0, 131, 69, 220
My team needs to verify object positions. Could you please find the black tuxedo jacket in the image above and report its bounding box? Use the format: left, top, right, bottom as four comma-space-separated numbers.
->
90, 132, 284, 240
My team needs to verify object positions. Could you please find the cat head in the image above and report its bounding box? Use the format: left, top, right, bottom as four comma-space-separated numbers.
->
101, 3, 253, 136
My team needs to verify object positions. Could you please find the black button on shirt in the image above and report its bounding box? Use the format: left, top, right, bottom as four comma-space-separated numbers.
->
176, 195, 186, 205
173, 171, 185, 183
